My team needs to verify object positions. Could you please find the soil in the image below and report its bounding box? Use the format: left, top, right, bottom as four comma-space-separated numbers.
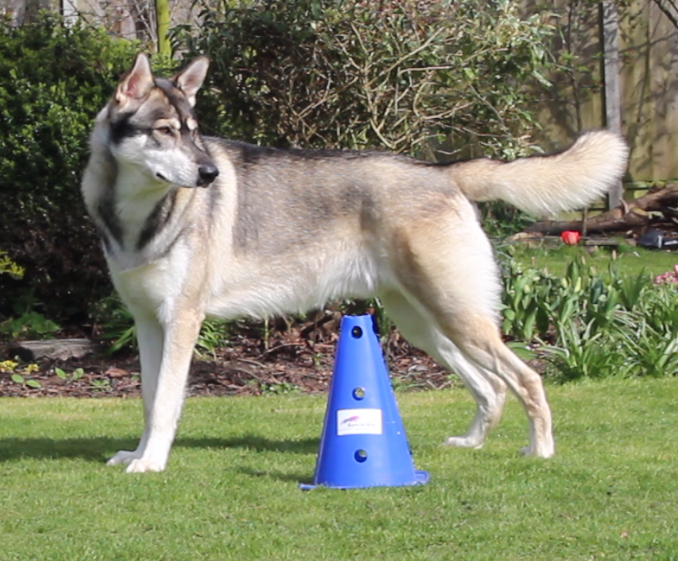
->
0, 322, 453, 398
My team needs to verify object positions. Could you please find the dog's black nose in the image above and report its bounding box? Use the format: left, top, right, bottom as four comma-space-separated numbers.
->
197, 164, 219, 186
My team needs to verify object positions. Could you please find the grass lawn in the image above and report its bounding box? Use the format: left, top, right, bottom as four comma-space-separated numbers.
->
509, 242, 678, 279
2, 379, 678, 560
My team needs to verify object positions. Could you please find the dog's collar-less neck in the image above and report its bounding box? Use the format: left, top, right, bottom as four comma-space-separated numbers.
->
86, 123, 186, 269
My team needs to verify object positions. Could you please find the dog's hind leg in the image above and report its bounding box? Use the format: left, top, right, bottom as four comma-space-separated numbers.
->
389, 208, 554, 457
440, 317, 553, 457
440, 353, 507, 449
380, 290, 506, 449
106, 313, 164, 468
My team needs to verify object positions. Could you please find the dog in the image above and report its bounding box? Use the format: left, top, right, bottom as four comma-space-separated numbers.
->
81, 53, 628, 472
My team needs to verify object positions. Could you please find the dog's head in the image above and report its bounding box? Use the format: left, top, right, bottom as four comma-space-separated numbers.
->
104, 53, 219, 189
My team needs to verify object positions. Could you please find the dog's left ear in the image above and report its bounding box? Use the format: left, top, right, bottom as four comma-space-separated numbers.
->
173, 57, 210, 107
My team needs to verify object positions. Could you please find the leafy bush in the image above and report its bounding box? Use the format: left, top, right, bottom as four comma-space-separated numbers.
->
617, 286, 678, 378
0, 14, 139, 325
173, 0, 555, 158
544, 321, 628, 382
501, 253, 678, 381
0, 311, 60, 340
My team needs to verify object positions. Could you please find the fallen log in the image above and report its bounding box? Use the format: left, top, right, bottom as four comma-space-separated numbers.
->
3, 338, 100, 362
524, 183, 678, 236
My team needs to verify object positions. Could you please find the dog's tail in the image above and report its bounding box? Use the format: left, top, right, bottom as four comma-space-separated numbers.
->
448, 130, 629, 215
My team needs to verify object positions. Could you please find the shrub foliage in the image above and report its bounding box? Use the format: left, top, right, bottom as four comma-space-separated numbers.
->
0, 15, 138, 323
501, 252, 678, 381
174, 0, 554, 158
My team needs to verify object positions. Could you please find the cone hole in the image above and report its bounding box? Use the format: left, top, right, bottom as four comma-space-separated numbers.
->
354, 449, 368, 463
352, 387, 365, 400
351, 326, 363, 338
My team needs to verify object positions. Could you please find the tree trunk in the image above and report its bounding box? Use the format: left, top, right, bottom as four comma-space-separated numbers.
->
156, 0, 171, 56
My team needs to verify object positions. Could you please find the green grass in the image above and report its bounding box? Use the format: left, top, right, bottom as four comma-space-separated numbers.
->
2, 379, 678, 560
509, 243, 678, 279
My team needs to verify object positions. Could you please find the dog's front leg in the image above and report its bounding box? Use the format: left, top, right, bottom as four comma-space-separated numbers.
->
107, 313, 164, 469
110, 309, 203, 473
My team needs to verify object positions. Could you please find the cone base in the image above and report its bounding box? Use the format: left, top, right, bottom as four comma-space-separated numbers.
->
299, 470, 429, 491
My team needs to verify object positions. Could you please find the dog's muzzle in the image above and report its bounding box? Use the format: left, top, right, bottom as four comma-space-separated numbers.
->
197, 164, 219, 187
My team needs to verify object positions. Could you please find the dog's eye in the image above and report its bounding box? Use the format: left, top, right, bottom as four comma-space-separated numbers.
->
156, 126, 174, 136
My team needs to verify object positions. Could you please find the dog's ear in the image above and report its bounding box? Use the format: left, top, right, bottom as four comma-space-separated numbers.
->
173, 57, 209, 107
116, 53, 154, 106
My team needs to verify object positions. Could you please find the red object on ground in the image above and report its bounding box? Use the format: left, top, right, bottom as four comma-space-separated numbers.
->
561, 231, 581, 245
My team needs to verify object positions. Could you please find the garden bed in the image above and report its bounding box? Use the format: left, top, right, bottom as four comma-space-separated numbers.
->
0, 328, 452, 398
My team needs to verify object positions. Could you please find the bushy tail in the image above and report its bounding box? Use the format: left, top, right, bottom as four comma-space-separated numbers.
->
448, 131, 629, 215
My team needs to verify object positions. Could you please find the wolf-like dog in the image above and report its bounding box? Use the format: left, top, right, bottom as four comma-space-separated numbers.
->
82, 54, 628, 473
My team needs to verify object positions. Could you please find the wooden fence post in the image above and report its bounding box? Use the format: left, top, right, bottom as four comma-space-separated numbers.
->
601, 1, 624, 210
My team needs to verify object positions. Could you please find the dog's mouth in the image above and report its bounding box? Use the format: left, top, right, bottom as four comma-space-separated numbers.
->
153, 167, 218, 188
154, 172, 201, 189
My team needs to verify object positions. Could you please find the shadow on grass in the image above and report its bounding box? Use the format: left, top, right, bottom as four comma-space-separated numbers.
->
238, 466, 315, 484
0, 433, 319, 464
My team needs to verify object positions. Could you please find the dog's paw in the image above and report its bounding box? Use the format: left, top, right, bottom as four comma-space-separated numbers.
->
124, 458, 166, 473
443, 436, 484, 449
107, 449, 168, 472
106, 450, 141, 466
519, 444, 555, 458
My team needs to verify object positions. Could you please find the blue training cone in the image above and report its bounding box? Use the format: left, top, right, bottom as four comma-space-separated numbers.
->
301, 314, 429, 489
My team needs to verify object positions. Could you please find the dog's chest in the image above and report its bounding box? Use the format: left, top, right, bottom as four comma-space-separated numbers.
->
108, 241, 193, 317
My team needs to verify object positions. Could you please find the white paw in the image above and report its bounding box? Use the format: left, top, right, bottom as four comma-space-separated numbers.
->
107, 450, 168, 472
443, 436, 484, 449
125, 458, 166, 473
520, 444, 555, 458
106, 450, 141, 466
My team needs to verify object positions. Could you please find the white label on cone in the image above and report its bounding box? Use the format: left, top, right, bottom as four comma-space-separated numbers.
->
337, 409, 383, 436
